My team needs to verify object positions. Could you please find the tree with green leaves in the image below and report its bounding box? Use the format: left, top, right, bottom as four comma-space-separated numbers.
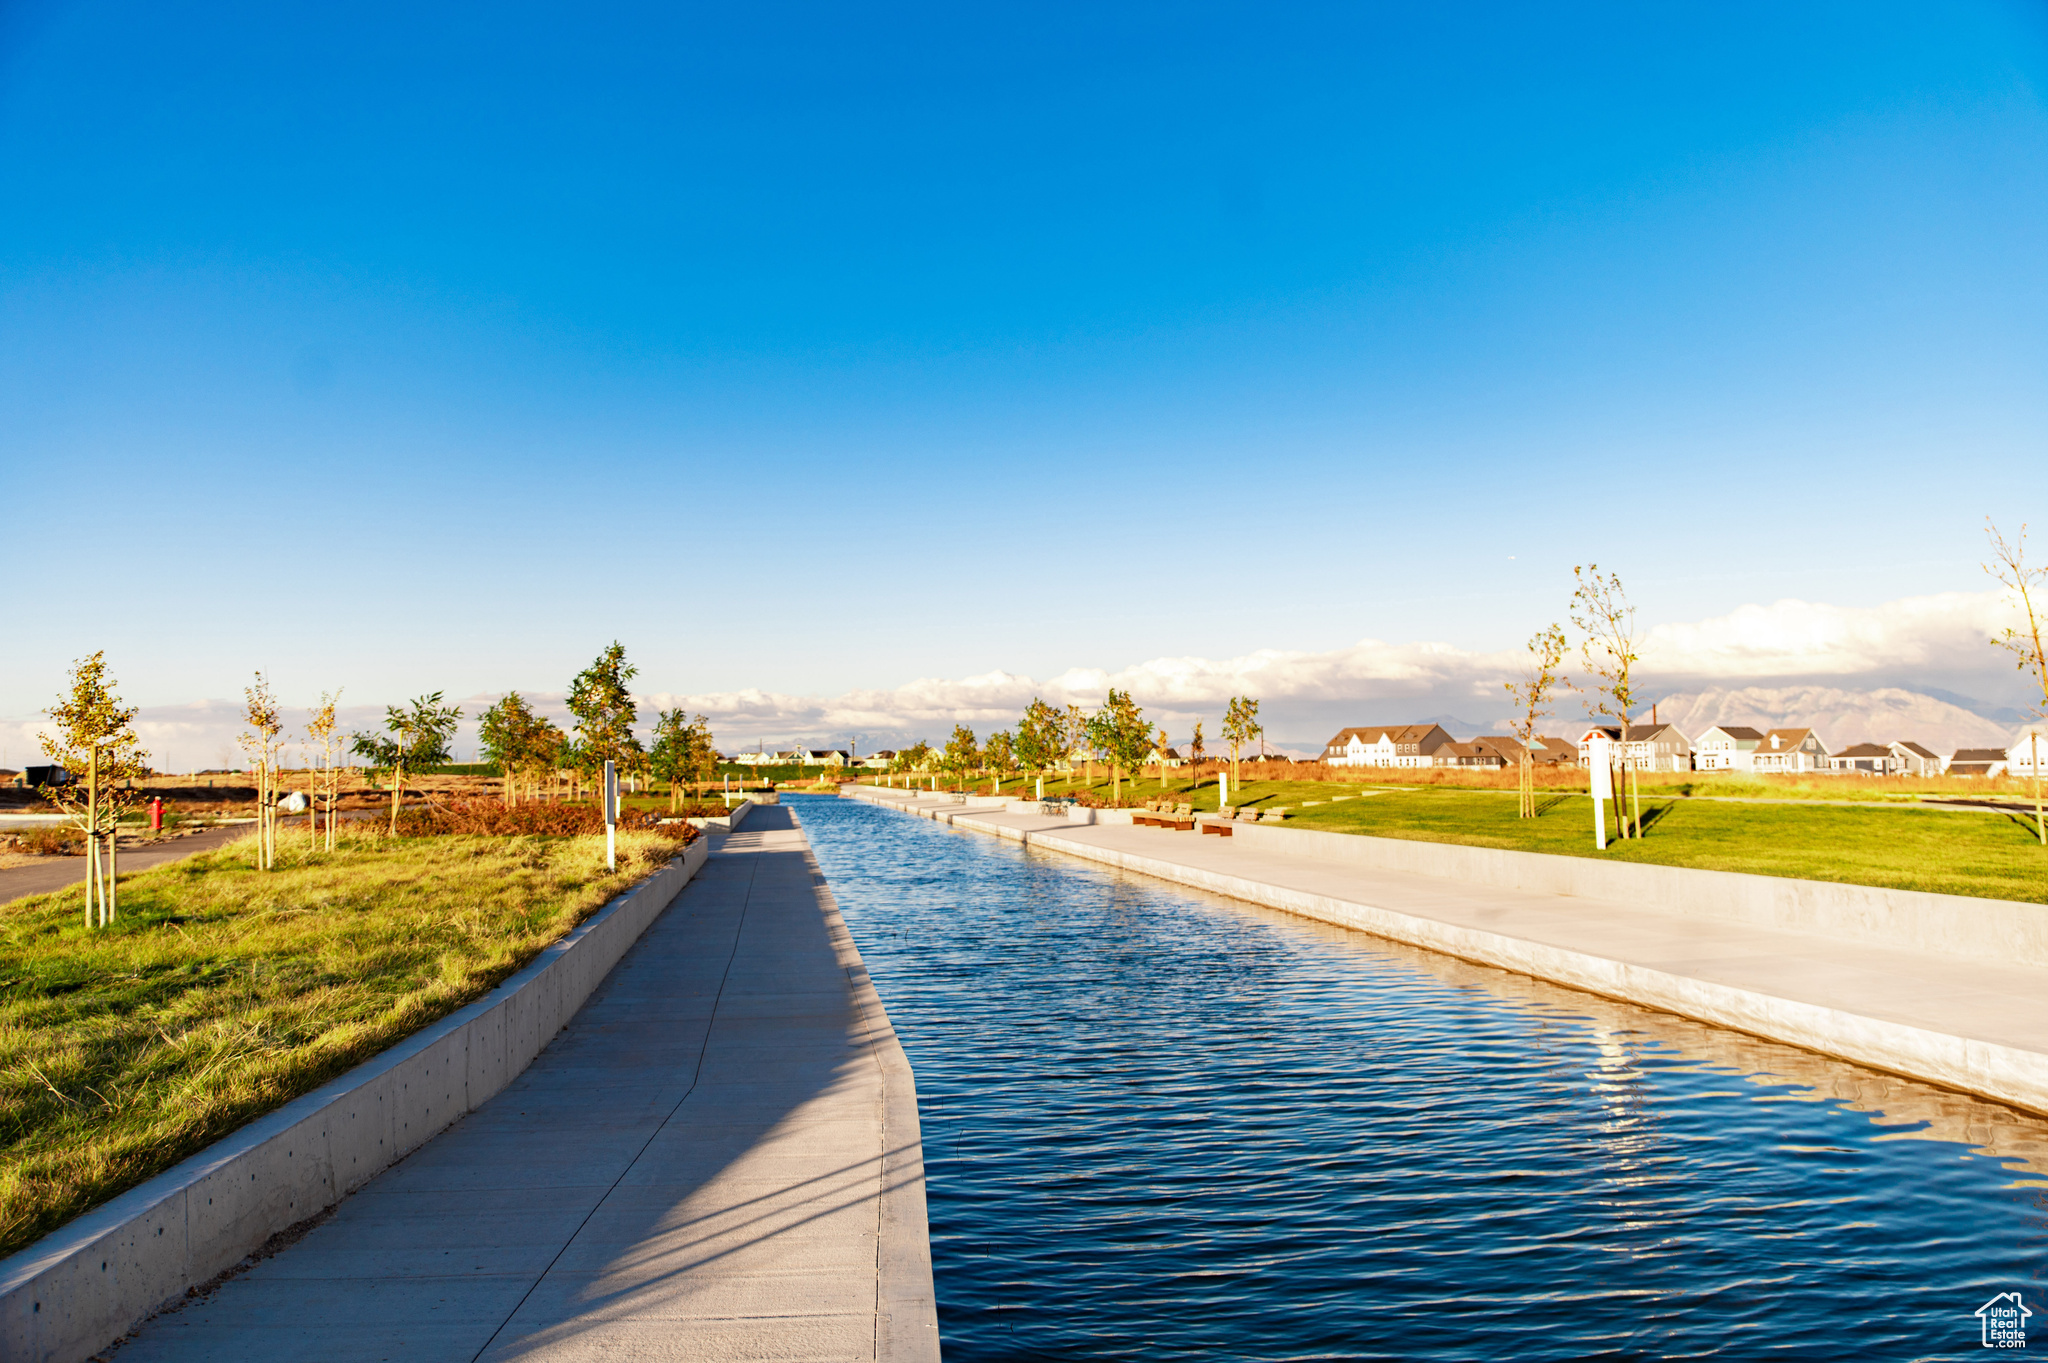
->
1085, 689, 1152, 804
1154, 724, 1174, 789
941, 724, 980, 790
351, 692, 463, 833
1189, 720, 1206, 786
1064, 703, 1091, 783
40, 651, 149, 928
1014, 698, 1064, 785
307, 689, 343, 850
649, 708, 710, 811
892, 741, 934, 781
1504, 624, 1570, 819
567, 641, 643, 793
1986, 519, 2048, 844
1222, 696, 1262, 790
480, 692, 542, 806
983, 729, 1017, 794
1571, 564, 1641, 841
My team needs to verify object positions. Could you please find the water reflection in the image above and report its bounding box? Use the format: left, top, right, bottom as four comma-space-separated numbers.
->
794, 795, 2048, 1362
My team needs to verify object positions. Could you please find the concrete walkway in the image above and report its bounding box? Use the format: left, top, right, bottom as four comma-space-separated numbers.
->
115, 807, 936, 1363
852, 788, 2048, 1115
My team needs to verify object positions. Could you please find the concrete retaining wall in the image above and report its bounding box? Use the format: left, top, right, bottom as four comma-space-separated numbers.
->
0, 835, 712, 1363
686, 799, 755, 832
1225, 821, 2048, 969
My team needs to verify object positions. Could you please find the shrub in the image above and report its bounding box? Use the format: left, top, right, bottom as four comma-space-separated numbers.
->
16, 827, 83, 857
394, 800, 698, 843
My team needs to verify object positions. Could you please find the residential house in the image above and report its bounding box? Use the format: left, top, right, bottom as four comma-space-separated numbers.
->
1444, 738, 1517, 769
1946, 748, 2009, 778
1529, 736, 1580, 766
858, 750, 898, 770
1320, 724, 1457, 768
2007, 727, 2048, 778
1693, 726, 1766, 772
1750, 729, 1829, 774
804, 749, 851, 767
1890, 741, 1941, 777
1577, 724, 1693, 772
1829, 742, 1895, 775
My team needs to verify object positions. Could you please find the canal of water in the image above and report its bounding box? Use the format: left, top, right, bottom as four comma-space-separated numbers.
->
792, 795, 2047, 1361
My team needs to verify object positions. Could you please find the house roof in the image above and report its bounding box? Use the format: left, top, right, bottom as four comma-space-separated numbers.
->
1700, 725, 1765, 742
1322, 724, 1451, 750
1761, 728, 1819, 752
1470, 736, 1527, 758
1952, 748, 2008, 762
1835, 742, 1890, 759
1894, 740, 1938, 760
1578, 725, 1683, 742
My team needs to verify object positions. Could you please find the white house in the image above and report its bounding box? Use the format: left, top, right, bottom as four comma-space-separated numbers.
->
804, 749, 851, 768
2007, 726, 2048, 778
859, 750, 898, 770
1693, 726, 1766, 772
1750, 728, 1828, 774
1577, 724, 1692, 772
1320, 724, 1456, 768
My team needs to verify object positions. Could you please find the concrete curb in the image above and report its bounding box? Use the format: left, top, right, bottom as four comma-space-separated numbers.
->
684, 798, 755, 832
0, 835, 712, 1363
845, 788, 2048, 1116
788, 812, 938, 1363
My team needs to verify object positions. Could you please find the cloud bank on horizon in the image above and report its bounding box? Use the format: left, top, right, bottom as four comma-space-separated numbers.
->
1, 588, 2032, 771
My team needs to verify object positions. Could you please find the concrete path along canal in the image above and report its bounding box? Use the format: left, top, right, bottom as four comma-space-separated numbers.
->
113, 807, 937, 1362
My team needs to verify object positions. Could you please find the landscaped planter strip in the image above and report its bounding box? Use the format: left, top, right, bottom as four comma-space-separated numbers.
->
0, 836, 710, 1363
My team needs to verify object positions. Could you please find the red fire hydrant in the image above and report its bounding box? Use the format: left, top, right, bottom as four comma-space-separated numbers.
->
148, 797, 164, 832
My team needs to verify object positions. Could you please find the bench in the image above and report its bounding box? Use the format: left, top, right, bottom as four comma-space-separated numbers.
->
1200, 821, 1233, 837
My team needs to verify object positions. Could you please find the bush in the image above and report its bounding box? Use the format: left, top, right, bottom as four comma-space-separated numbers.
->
15, 827, 83, 857
394, 800, 698, 842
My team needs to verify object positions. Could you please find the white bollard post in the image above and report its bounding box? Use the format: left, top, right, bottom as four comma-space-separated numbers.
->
1588, 735, 1612, 849
1219, 769, 1229, 813
603, 759, 618, 871
1036, 775, 1044, 801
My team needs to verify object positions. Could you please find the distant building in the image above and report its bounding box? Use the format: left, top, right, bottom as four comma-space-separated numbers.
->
21, 765, 73, 787
1694, 726, 1766, 772
805, 749, 851, 767
2007, 727, 2048, 778
1529, 736, 1580, 767
1578, 724, 1692, 772
1829, 742, 1895, 775
1946, 747, 2009, 778
859, 750, 897, 770
1750, 728, 1829, 775
1890, 741, 1942, 777
1443, 738, 1513, 769
1320, 724, 1456, 768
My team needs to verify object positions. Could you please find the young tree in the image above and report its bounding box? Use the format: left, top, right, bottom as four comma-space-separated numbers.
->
983, 729, 1017, 794
39, 651, 149, 928
1085, 689, 1152, 803
306, 689, 343, 851
894, 740, 934, 781
1189, 720, 1206, 786
1014, 698, 1063, 786
567, 642, 643, 794
1154, 725, 1173, 789
1222, 696, 1262, 791
351, 693, 463, 833
479, 692, 542, 807
1504, 624, 1570, 819
686, 716, 720, 793
941, 725, 980, 790
1986, 519, 2048, 845
1571, 565, 1641, 840
1064, 703, 1092, 783
238, 672, 284, 871
649, 708, 693, 810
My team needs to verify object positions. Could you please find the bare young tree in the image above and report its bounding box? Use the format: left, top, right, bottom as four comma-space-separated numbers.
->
1504, 624, 1569, 819
307, 689, 343, 852
1986, 519, 2048, 845
238, 672, 284, 870
40, 652, 149, 928
1571, 565, 1642, 840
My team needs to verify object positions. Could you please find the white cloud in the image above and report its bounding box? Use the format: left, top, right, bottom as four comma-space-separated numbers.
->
1640, 590, 2012, 679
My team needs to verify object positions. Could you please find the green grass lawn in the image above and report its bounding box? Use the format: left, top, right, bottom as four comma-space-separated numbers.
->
862, 772, 2048, 904
0, 827, 679, 1259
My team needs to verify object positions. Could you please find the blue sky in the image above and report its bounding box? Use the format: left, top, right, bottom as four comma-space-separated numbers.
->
4, 1, 2046, 735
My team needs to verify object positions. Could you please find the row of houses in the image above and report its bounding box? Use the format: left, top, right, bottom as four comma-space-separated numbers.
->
1320, 723, 2044, 777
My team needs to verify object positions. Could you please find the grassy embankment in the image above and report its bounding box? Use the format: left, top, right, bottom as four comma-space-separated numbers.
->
0, 826, 680, 1259
859, 769, 2048, 905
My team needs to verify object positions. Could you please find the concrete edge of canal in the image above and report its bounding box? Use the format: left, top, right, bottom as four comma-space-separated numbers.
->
840, 785, 2048, 1119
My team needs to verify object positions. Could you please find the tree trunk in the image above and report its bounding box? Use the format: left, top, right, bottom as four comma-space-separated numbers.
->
107, 827, 118, 923
390, 763, 403, 836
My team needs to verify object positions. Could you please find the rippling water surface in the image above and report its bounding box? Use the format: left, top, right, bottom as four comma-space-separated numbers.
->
792, 795, 2048, 1361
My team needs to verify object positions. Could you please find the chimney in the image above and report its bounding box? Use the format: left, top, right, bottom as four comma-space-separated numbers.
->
1652, 703, 1658, 726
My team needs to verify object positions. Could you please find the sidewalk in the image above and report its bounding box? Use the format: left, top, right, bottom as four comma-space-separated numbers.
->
115, 807, 936, 1363
849, 787, 2048, 1116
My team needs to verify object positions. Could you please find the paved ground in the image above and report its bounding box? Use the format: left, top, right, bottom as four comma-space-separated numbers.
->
854, 788, 2048, 1109
0, 824, 254, 907
115, 806, 935, 1363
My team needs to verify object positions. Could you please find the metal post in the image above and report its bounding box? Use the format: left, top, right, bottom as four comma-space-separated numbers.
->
603, 759, 618, 872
